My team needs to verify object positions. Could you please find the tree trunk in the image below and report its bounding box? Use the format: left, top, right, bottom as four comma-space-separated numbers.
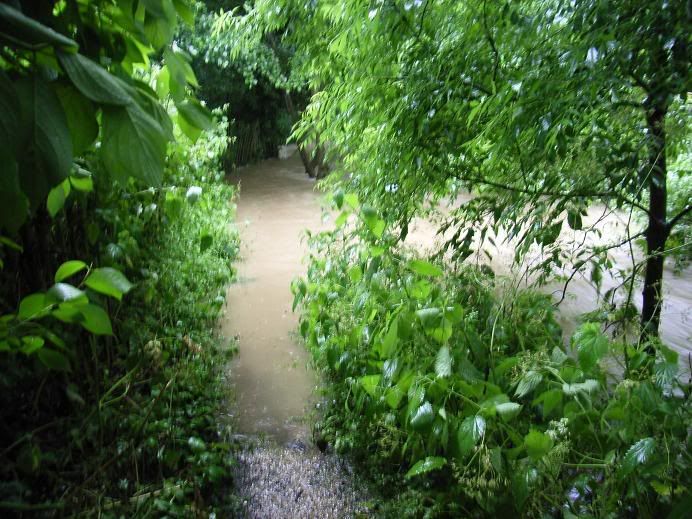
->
640, 105, 668, 340
283, 90, 316, 177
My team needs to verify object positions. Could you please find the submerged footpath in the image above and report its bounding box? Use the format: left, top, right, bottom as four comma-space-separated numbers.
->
221, 153, 368, 517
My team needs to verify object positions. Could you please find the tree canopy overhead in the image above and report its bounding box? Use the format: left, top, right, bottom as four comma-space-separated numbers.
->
219, 0, 691, 338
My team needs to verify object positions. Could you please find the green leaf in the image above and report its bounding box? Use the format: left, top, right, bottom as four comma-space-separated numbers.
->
573, 322, 609, 370
172, 0, 195, 25
622, 437, 655, 474
405, 456, 447, 478
20, 336, 44, 355
47, 179, 71, 217
0, 159, 29, 233
55, 83, 98, 154
495, 402, 522, 421
200, 233, 213, 252
55, 260, 88, 282
15, 76, 73, 209
359, 374, 380, 398
0, 4, 78, 50
85, 267, 134, 301
0, 71, 21, 154
46, 283, 87, 304
515, 370, 542, 398
361, 205, 385, 238
57, 51, 132, 106
435, 345, 452, 378
101, 104, 168, 186
186, 186, 202, 203
79, 304, 113, 335
416, 308, 441, 328
408, 259, 443, 277
535, 389, 562, 416
70, 174, 94, 193
457, 415, 485, 457
567, 209, 583, 230
410, 401, 434, 431
562, 379, 599, 396
176, 98, 212, 130
18, 293, 49, 319
524, 430, 553, 460
187, 436, 206, 452
38, 348, 70, 371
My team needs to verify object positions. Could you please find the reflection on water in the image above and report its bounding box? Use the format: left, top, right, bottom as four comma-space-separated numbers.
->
221, 154, 323, 444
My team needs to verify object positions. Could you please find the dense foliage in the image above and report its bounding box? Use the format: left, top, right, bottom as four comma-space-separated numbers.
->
208, 0, 692, 516
177, 0, 294, 165
225, 0, 691, 337
294, 195, 691, 517
0, 1, 240, 515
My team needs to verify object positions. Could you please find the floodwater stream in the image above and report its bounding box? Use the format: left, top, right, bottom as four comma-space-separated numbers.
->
222, 154, 321, 444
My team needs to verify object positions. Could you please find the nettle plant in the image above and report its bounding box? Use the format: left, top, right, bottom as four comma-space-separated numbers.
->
294, 195, 690, 516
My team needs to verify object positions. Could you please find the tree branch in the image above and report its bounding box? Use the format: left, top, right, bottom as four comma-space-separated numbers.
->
667, 204, 692, 233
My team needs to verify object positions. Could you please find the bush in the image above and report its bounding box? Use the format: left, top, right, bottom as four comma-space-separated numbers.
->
294, 194, 691, 517
0, 113, 240, 516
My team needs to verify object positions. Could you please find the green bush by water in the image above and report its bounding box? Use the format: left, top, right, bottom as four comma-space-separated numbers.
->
294, 195, 691, 517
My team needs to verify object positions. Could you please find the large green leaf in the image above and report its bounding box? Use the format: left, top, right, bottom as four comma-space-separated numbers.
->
457, 415, 485, 457
573, 322, 609, 370
435, 345, 452, 378
621, 437, 655, 474
0, 4, 77, 50
18, 293, 50, 320
515, 370, 543, 398
495, 402, 522, 421
57, 51, 131, 106
405, 456, 447, 478
410, 401, 434, 431
0, 72, 21, 154
101, 104, 168, 186
47, 179, 71, 217
85, 267, 134, 301
55, 83, 99, 154
15, 76, 72, 209
524, 430, 553, 460
79, 304, 113, 335
359, 374, 380, 398
408, 259, 443, 277
0, 159, 29, 232
46, 283, 87, 304
176, 98, 212, 131
37, 348, 70, 371
54, 260, 88, 283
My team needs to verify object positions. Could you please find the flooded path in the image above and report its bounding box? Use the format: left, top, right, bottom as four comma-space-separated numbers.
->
222, 154, 321, 444
221, 154, 367, 518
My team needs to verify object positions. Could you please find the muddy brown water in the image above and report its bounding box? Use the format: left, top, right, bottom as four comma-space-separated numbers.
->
222, 154, 323, 444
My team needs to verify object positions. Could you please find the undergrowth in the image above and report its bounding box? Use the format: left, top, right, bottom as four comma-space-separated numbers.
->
294, 193, 691, 518
0, 112, 240, 516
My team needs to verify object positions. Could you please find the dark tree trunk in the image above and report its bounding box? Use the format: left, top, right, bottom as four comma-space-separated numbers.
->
283, 90, 316, 177
640, 105, 668, 340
